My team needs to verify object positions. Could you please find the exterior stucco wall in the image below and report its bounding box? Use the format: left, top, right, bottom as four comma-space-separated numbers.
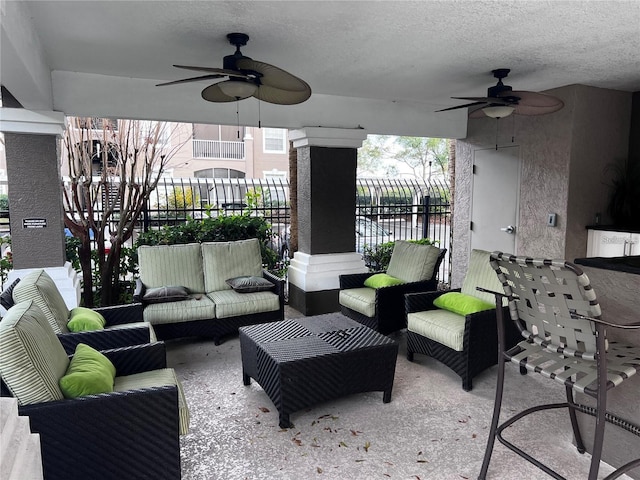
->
452, 84, 632, 286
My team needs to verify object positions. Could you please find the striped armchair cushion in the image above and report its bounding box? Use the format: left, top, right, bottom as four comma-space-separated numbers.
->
0, 300, 69, 405
12, 270, 70, 334
138, 243, 205, 293
387, 241, 442, 283
201, 239, 263, 293
461, 249, 505, 305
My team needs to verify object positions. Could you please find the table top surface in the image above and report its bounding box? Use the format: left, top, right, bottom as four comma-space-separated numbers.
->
240, 313, 397, 362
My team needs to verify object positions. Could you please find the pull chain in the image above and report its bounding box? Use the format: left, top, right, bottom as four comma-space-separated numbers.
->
495, 118, 499, 150
236, 100, 240, 139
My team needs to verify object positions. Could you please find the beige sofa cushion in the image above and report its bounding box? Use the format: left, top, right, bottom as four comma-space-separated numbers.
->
12, 270, 70, 334
387, 242, 442, 283
408, 309, 466, 352
207, 290, 279, 319
138, 243, 205, 293
338, 288, 377, 318
201, 239, 263, 293
142, 295, 216, 325
0, 300, 69, 405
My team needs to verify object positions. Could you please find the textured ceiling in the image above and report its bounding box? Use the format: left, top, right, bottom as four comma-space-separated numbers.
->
2, 1, 640, 136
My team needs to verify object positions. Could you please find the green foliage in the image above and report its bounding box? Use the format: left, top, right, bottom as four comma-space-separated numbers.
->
0, 235, 12, 287
363, 238, 437, 272
65, 236, 82, 272
134, 212, 279, 271
0, 194, 9, 212
167, 186, 200, 210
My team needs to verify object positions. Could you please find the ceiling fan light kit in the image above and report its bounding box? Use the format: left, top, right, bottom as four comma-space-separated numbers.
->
438, 68, 564, 118
158, 32, 311, 106
482, 105, 515, 118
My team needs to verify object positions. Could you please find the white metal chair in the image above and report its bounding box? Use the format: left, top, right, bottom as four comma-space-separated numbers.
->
478, 252, 640, 480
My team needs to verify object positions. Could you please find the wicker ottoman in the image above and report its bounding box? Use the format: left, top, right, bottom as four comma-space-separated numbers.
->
239, 313, 399, 428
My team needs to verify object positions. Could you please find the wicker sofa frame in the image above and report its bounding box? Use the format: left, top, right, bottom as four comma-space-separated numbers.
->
339, 248, 446, 335
1, 342, 183, 480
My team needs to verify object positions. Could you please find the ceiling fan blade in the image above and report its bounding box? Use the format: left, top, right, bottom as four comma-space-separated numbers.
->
253, 84, 312, 105
435, 101, 487, 112
201, 83, 252, 103
156, 74, 224, 87
509, 91, 564, 115
173, 65, 248, 78
236, 58, 311, 93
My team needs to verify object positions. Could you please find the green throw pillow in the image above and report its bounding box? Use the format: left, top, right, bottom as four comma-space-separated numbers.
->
59, 343, 116, 398
67, 307, 107, 332
433, 292, 494, 316
363, 273, 405, 289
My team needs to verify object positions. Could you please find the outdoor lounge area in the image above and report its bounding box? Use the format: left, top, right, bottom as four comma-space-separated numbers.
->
169, 306, 633, 480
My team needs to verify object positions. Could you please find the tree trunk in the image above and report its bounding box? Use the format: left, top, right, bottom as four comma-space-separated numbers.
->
78, 241, 94, 307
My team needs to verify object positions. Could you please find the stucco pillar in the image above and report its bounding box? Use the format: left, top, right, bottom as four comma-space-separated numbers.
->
0, 107, 79, 308
287, 127, 368, 315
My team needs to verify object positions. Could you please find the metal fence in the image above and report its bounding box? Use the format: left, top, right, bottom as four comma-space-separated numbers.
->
138, 177, 452, 283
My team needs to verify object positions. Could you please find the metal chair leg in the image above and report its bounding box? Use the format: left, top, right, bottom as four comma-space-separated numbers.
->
478, 355, 507, 480
565, 385, 586, 454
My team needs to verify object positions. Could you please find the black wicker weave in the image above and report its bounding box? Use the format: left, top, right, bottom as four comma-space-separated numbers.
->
240, 314, 399, 428
405, 289, 521, 391
57, 303, 151, 355
339, 249, 446, 335
3, 342, 182, 480
138, 271, 285, 345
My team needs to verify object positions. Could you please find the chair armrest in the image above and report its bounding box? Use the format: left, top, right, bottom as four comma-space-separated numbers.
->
18, 386, 180, 479
132, 278, 146, 303
95, 302, 144, 326
339, 272, 379, 289
100, 342, 168, 375
571, 313, 640, 329
57, 324, 152, 355
405, 288, 461, 313
262, 270, 285, 301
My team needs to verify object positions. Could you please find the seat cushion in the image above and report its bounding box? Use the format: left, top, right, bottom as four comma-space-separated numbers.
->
207, 290, 279, 319
201, 239, 263, 293
0, 300, 69, 405
387, 242, 442, 283
407, 309, 466, 352
114, 368, 190, 435
12, 270, 70, 334
106, 321, 158, 342
142, 295, 215, 325
138, 243, 205, 293
338, 287, 377, 318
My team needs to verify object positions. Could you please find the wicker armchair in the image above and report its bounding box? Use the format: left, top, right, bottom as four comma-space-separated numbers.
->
0, 300, 189, 480
478, 253, 640, 480
8, 269, 154, 354
405, 249, 521, 391
339, 242, 445, 335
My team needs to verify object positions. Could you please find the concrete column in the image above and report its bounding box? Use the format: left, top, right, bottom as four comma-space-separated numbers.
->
0, 107, 79, 307
287, 127, 368, 315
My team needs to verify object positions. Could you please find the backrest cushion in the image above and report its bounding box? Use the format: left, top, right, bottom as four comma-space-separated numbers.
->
0, 300, 69, 405
386, 241, 442, 283
461, 249, 505, 304
202, 239, 263, 292
138, 243, 205, 293
12, 270, 70, 334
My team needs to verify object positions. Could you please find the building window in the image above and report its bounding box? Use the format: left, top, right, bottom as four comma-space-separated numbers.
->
139, 121, 171, 148
263, 128, 287, 154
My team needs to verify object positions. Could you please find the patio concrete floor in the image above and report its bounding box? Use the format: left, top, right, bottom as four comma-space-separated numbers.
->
167, 306, 632, 480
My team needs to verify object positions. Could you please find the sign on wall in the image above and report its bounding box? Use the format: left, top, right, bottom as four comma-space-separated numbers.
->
22, 218, 47, 228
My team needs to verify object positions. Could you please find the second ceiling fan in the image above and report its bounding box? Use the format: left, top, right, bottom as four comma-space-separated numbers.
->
157, 33, 312, 106
437, 69, 564, 118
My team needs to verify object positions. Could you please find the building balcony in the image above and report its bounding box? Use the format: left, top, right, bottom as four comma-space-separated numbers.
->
192, 139, 245, 160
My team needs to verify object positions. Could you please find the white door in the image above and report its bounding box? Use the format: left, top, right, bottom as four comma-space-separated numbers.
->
470, 146, 521, 254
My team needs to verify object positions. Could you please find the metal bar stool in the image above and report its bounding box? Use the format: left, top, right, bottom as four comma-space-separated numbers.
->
478, 252, 640, 480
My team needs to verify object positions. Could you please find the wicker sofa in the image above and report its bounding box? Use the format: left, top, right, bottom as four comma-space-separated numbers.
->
134, 238, 285, 343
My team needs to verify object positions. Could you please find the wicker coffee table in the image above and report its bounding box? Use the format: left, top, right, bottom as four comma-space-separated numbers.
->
239, 313, 399, 428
